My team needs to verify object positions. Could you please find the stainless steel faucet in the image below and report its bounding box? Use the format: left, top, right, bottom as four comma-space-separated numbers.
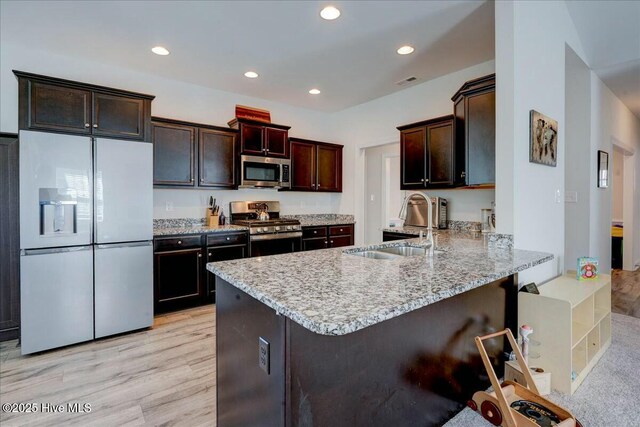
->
399, 191, 434, 254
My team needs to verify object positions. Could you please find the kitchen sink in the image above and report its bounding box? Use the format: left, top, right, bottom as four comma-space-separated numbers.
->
348, 250, 400, 260
346, 244, 441, 259
376, 245, 428, 256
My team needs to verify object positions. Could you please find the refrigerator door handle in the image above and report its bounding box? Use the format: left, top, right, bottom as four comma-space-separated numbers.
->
96, 241, 153, 250
21, 246, 92, 256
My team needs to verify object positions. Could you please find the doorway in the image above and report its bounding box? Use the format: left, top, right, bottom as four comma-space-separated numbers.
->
364, 143, 401, 245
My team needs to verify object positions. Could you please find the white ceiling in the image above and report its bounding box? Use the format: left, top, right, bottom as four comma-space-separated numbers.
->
0, 0, 495, 112
566, 1, 640, 118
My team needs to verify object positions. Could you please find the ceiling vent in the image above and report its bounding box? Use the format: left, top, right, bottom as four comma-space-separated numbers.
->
396, 76, 418, 86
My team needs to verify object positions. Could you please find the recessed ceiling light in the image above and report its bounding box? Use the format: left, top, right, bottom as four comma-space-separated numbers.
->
244, 71, 259, 78
151, 46, 170, 56
320, 6, 341, 20
397, 45, 415, 55
309, 88, 321, 95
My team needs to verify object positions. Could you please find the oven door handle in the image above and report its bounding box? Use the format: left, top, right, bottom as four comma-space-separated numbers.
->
250, 231, 302, 241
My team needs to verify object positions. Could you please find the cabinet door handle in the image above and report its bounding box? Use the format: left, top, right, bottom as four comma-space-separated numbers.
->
93, 124, 98, 128
340, 228, 343, 232
313, 230, 318, 234
226, 237, 231, 240
420, 178, 425, 182
84, 123, 90, 128
177, 240, 182, 244
324, 241, 328, 246
425, 179, 430, 183
265, 149, 270, 152
461, 171, 466, 178
198, 253, 202, 258
208, 253, 212, 257
330, 240, 334, 244
200, 178, 204, 182
190, 178, 194, 182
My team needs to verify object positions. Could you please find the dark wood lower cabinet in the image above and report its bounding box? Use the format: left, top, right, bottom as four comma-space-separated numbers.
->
153, 231, 248, 313
0, 133, 20, 341
383, 231, 419, 242
216, 274, 517, 427
206, 244, 247, 301
302, 224, 354, 251
154, 247, 203, 313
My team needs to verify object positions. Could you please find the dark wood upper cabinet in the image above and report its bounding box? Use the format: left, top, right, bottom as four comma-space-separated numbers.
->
152, 117, 238, 189
400, 127, 427, 188
15, 70, 154, 141
290, 140, 316, 191
240, 123, 264, 155
27, 81, 92, 134
317, 144, 342, 192
289, 138, 343, 192
452, 74, 495, 186
199, 128, 236, 188
398, 116, 454, 190
265, 127, 289, 158
93, 93, 145, 140
152, 120, 196, 186
427, 121, 454, 186
229, 118, 291, 158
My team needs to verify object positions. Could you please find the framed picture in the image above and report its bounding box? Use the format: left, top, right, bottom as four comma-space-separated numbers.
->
529, 110, 558, 167
598, 150, 609, 188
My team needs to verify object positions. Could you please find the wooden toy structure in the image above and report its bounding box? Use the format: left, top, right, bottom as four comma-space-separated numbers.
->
468, 329, 582, 427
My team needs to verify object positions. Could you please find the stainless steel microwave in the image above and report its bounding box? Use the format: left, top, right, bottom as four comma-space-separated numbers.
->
240, 155, 291, 189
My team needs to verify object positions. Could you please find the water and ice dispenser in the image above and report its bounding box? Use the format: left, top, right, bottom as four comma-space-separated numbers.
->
39, 188, 78, 235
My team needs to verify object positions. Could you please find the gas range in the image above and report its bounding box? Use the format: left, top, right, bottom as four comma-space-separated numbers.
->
229, 201, 302, 244
233, 219, 302, 235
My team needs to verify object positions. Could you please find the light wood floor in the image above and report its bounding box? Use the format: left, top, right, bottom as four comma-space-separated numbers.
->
0, 305, 216, 426
612, 269, 640, 318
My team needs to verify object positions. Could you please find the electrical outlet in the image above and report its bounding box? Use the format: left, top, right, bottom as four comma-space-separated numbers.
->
259, 337, 270, 374
565, 191, 578, 203
165, 201, 174, 212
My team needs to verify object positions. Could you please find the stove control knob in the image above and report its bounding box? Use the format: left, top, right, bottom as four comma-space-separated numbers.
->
286, 226, 292, 230
275, 226, 280, 231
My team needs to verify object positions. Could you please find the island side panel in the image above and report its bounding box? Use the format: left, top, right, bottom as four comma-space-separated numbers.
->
216, 277, 286, 427
287, 275, 517, 427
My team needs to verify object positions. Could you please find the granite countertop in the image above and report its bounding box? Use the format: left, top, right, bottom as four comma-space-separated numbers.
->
207, 231, 552, 336
154, 224, 248, 237
281, 214, 355, 227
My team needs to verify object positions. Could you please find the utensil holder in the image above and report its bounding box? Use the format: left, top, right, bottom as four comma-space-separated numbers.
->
206, 213, 219, 228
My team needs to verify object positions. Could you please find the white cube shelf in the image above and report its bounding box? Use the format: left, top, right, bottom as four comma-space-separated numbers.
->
518, 273, 611, 394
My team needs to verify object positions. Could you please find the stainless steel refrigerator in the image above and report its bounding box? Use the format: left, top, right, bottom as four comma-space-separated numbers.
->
19, 130, 153, 354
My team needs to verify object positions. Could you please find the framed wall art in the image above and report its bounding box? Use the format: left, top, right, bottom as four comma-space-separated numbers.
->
529, 110, 558, 167
597, 150, 609, 188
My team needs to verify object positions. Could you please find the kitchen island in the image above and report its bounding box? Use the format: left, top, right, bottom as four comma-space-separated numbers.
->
207, 232, 552, 427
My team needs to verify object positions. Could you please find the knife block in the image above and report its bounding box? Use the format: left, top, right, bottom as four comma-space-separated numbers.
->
206, 212, 219, 228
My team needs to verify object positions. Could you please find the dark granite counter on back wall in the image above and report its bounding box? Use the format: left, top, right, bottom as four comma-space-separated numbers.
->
281, 213, 355, 226
153, 214, 355, 236
153, 218, 248, 237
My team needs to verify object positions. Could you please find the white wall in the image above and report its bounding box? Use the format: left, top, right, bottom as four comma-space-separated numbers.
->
0, 42, 342, 218
590, 76, 640, 271
564, 46, 592, 271
496, 0, 640, 280
495, 1, 588, 284
153, 188, 339, 219
612, 147, 624, 222
330, 60, 496, 244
